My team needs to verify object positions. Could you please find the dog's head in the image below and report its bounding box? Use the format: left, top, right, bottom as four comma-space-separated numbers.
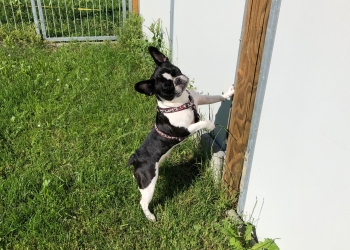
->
134, 47, 189, 101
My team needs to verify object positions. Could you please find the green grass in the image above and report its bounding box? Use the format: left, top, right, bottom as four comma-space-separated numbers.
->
0, 16, 241, 249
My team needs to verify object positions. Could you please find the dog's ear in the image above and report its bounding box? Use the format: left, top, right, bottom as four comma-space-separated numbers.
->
134, 79, 155, 96
148, 46, 168, 66
126, 154, 135, 167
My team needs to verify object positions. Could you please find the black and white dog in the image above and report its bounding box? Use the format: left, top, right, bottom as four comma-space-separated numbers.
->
127, 47, 234, 221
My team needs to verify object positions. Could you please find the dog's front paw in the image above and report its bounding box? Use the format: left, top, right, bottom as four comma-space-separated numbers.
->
205, 120, 216, 131
145, 213, 156, 222
222, 85, 235, 99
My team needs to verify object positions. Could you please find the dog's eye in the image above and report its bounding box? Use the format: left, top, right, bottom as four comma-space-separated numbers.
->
163, 81, 173, 89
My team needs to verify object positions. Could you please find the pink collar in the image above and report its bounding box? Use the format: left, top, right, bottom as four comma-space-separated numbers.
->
154, 124, 187, 142
157, 90, 199, 121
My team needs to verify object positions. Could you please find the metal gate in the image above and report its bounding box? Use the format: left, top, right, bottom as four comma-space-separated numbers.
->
1, 0, 131, 42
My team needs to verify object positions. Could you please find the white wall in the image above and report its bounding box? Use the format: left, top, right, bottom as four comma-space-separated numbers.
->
243, 0, 350, 249
140, 1, 350, 249
140, 0, 246, 149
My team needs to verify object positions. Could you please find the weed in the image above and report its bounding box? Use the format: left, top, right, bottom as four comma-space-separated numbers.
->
221, 220, 279, 249
0, 25, 42, 47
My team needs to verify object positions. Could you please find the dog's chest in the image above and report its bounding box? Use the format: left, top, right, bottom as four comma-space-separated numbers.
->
163, 108, 195, 128
157, 91, 198, 129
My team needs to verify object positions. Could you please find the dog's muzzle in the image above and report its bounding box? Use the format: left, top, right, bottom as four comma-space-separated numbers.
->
174, 75, 189, 86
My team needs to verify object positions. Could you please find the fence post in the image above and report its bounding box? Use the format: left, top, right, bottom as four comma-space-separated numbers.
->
30, 0, 40, 35
169, 0, 174, 61
35, 0, 47, 39
122, 0, 126, 22
223, 0, 273, 201
132, 0, 139, 13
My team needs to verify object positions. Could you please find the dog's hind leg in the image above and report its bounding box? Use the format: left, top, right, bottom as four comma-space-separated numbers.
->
138, 163, 159, 222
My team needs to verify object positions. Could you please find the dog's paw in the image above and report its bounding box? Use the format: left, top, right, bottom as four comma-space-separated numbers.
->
222, 85, 235, 99
146, 213, 156, 222
205, 120, 216, 131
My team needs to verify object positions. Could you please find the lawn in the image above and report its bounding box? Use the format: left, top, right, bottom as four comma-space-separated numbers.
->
0, 15, 241, 249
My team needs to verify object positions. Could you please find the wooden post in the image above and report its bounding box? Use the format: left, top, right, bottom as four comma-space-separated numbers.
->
223, 0, 272, 199
132, 0, 139, 13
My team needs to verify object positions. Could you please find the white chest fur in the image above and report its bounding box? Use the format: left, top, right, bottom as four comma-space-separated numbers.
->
157, 90, 198, 128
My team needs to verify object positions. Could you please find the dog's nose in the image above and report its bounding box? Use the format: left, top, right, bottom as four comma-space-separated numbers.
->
174, 77, 183, 86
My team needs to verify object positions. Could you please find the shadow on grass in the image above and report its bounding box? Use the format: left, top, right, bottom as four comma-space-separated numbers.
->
155, 158, 200, 205
151, 138, 213, 208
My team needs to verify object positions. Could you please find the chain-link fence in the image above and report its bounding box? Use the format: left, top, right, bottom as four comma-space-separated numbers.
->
0, 0, 132, 41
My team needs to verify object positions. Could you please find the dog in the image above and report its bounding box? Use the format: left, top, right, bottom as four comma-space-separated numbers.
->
127, 46, 234, 221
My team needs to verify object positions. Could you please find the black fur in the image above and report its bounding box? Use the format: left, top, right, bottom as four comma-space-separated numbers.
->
127, 111, 190, 189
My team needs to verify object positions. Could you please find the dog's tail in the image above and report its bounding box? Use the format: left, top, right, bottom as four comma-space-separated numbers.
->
126, 154, 135, 167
